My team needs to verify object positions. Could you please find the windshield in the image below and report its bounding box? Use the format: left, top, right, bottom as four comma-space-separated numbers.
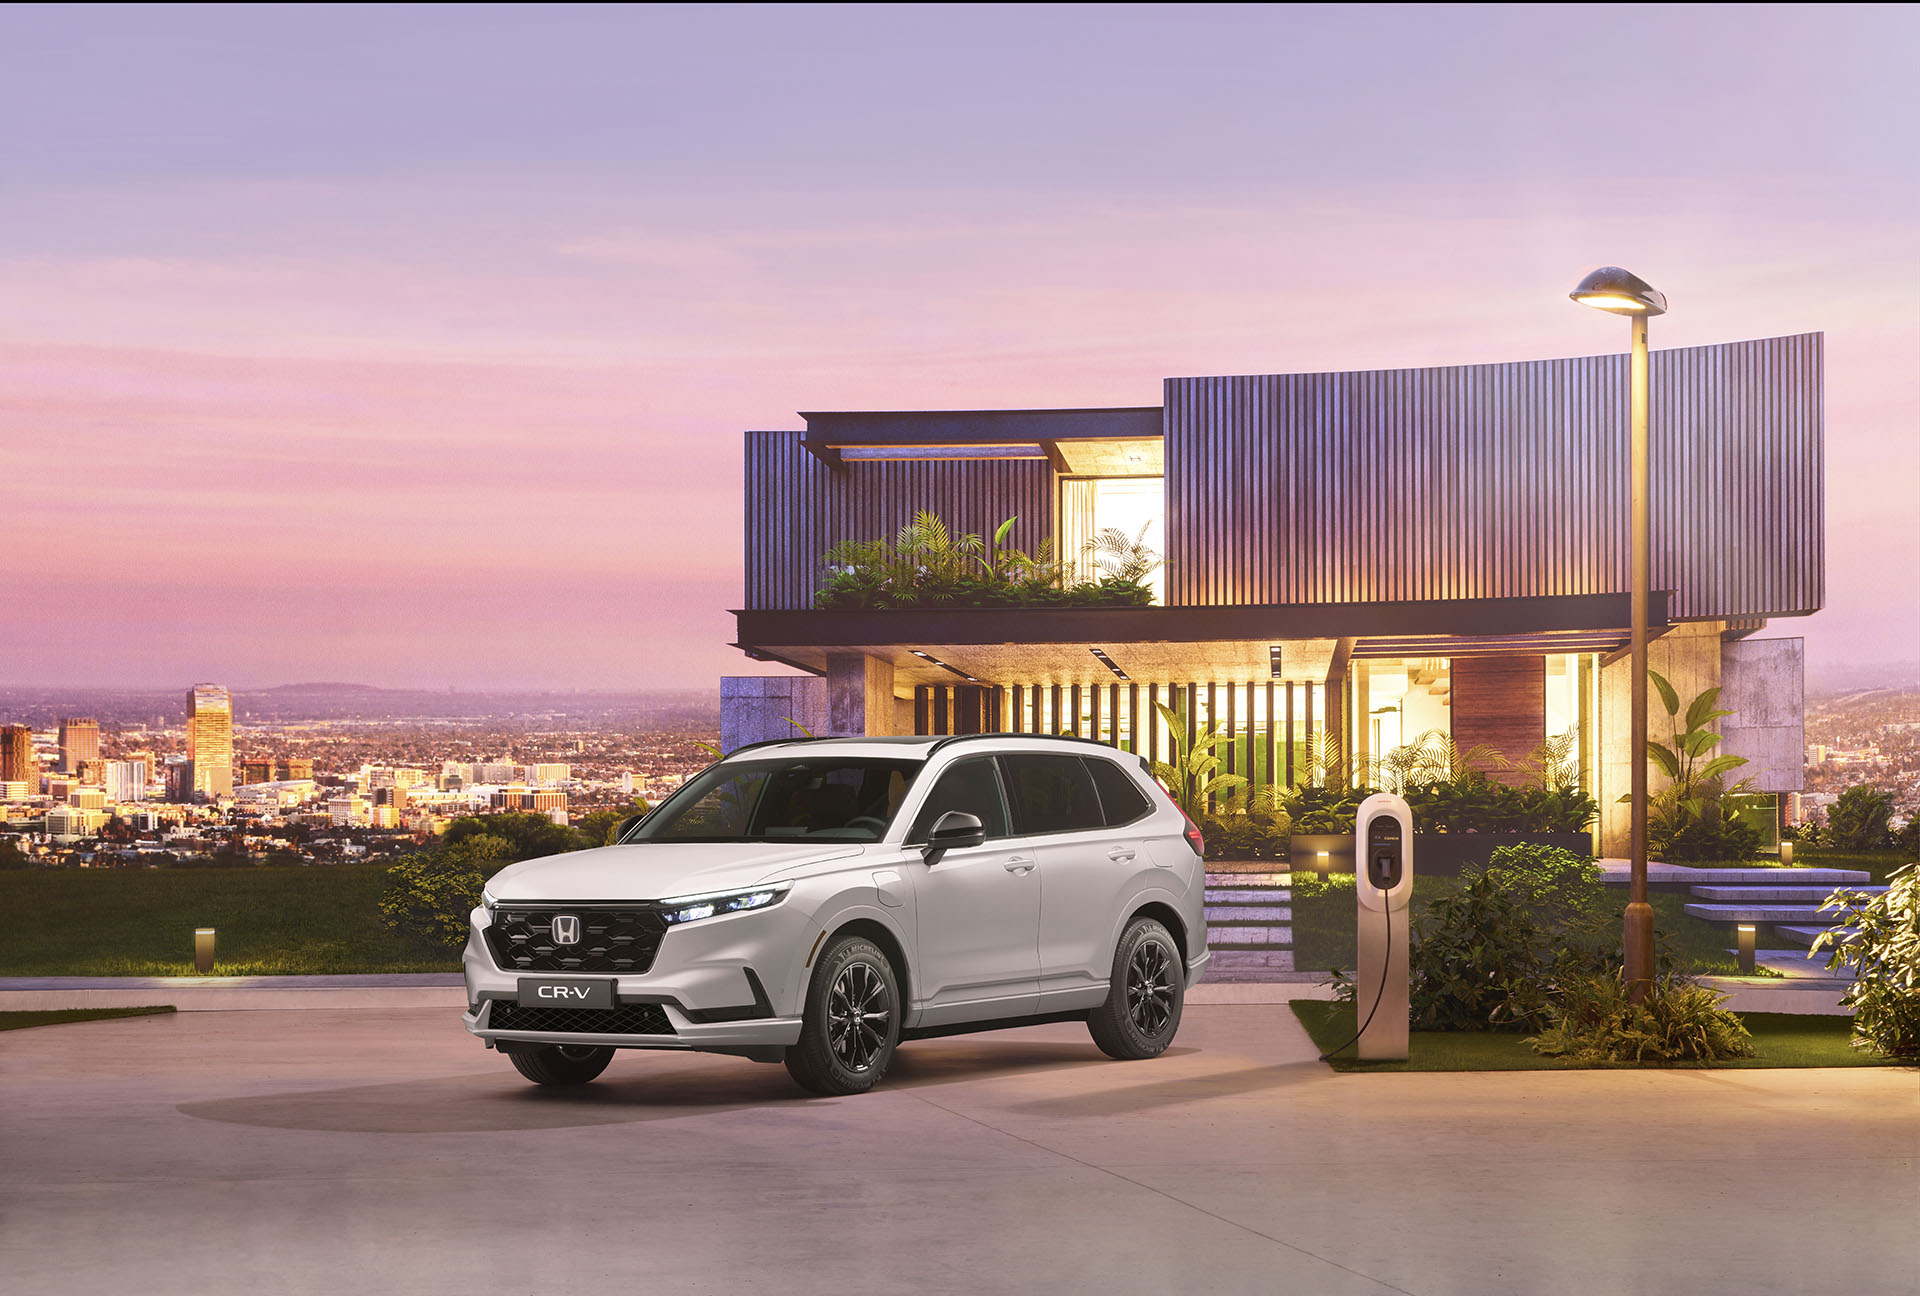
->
630, 756, 924, 843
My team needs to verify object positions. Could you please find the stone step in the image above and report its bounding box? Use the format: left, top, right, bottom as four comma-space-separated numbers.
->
1207, 925, 1292, 947
1689, 885, 1886, 903
1601, 866, 1872, 885
1205, 905, 1293, 923
1206, 871, 1290, 888
1775, 925, 1860, 948
1683, 903, 1848, 924
1205, 887, 1292, 904
1205, 948, 1296, 972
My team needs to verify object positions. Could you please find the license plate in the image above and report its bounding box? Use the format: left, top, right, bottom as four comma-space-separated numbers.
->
517, 977, 615, 1010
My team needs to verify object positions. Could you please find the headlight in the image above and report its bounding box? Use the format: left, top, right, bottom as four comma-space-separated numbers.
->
659, 882, 792, 926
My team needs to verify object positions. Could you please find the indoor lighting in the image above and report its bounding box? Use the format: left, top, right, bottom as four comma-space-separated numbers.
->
1089, 647, 1130, 681
1268, 645, 1284, 677
909, 649, 980, 684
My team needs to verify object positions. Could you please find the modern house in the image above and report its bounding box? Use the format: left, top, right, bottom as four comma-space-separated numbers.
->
722, 334, 1821, 856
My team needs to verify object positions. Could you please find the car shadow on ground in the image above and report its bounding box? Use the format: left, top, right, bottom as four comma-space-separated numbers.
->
176, 1037, 1217, 1133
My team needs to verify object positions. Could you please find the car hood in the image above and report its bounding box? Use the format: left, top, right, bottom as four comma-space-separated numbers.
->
484, 842, 869, 903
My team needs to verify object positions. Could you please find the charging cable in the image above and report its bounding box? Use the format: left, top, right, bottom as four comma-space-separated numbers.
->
1318, 904, 1392, 1061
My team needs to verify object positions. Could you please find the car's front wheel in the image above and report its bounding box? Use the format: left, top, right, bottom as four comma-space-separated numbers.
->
507, 1042, 615, 1086
785, 934, 900, 1096
1088, 917, 1184, 1060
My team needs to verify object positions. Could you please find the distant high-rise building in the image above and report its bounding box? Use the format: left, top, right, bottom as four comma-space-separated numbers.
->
186, 685, 234, 799
241, 758, 276, 785
526, 763, 570, 785
76, 759, 105, 787
283, 758, 313, 781
105, 759, 149, 804
620, 772, 634, 796
0, 724, 35, 787
58, 718, 100, 774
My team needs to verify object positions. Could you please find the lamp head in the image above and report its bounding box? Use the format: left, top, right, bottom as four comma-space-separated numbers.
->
1570, 266, 1667, 317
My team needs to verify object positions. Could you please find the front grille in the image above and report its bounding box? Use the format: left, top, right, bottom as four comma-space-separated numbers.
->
485, 906, 667, 973
489, 1001, 676, 1036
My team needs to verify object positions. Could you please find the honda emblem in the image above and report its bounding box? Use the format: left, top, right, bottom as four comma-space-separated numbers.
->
551, 914, 582, 946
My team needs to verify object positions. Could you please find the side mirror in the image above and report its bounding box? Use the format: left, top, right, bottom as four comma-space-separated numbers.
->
921, 810, 986, 865
613, 814, 646, 844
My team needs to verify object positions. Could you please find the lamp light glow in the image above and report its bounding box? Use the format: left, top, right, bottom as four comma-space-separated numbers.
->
1570, 266, 1667, 316
1736, 924, 1757, 975
194, 927, 216, 974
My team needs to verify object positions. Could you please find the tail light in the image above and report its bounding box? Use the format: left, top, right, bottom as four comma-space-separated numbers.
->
1154, 780, 1205, 857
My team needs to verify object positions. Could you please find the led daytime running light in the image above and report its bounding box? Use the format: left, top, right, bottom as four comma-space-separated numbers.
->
660, 883, 791, 925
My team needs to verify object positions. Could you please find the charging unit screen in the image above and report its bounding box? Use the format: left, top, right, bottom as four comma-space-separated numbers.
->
1366, 818, 1403, 891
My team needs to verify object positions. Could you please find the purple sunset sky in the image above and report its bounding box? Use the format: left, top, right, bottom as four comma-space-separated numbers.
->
3, 5, 1916, 692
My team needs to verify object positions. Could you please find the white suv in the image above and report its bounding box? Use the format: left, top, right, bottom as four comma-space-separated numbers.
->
463, 734, 1209, 1095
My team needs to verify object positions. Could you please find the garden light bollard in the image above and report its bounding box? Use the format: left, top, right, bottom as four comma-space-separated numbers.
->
1780, 840, 1794, 866
194, 928, 215, 973
1354, 792, 1413, 1061
1737, 924, 1757, 975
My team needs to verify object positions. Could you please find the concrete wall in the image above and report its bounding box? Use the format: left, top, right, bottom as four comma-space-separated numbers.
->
1596, 621, 1723, 856
719, 676, 829, 754
1719, 638, 1805, 794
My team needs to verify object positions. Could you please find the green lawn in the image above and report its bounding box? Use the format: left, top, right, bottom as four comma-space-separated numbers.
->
0, 1006, 177, 1031
0, 865, 458, 976
1291, 1000, 1909, 1071
1286, 873, 1766, 979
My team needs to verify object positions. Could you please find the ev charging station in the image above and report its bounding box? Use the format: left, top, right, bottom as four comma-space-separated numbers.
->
1353, 792, 1413, 1060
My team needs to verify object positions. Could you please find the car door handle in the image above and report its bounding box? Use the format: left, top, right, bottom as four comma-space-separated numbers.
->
1108, 848, 1136, 862
1003, 857, 1035, 874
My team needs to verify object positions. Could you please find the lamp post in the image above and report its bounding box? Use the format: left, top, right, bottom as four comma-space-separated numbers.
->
1571, 265, 1667, 1004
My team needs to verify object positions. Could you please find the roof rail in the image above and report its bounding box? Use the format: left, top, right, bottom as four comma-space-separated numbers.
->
924, 731, 1128, 759
722, 736, 829, 757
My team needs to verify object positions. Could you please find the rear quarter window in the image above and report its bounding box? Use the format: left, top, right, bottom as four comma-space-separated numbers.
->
1083, 757, 1153, 827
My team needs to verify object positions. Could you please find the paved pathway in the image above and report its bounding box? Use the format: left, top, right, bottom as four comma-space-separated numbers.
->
3, 1005, 1913, 1296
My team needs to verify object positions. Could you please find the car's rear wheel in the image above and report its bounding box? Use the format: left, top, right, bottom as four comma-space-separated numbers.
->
785, 935, 900, 1096
1088, 917, 1184, 1060
508, 1042, 615, 1086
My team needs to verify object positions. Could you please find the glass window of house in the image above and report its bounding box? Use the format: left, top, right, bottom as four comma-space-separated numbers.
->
1000, 754, 1104, 835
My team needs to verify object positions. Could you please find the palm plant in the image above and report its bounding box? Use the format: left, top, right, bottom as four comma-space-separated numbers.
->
1148, 701, 1248, 819
1636, 669, 1759, 861
1083, 523, 1160, 585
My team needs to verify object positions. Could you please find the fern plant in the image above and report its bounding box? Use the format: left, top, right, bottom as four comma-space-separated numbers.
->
1811, 862, 1920, 1058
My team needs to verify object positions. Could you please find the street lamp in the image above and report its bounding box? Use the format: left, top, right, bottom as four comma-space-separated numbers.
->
1571, 265, 1666, 1004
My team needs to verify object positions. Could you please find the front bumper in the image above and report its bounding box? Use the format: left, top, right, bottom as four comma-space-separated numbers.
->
462, 903, 809, 1054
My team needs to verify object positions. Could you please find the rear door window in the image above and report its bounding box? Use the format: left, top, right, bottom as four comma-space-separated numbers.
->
1083, 757, 1153, 827
1000, 754, 1104, 836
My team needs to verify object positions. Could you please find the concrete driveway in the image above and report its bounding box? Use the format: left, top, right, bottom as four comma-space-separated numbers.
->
2, 1005, 1914, 1296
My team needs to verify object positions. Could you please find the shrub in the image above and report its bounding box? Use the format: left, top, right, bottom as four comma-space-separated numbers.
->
1825, 785, 1896, 851
380, 834, 511, 949
1812, 862, 1920, 1058
1528, 972, 1755, 1063
1408, 872, 1556, 1031
1481, 843, 1611, 942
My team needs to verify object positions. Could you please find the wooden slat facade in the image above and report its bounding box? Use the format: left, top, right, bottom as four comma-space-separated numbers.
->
744, 432, 1054, 611
1448, 655, 1549, 784
1162, 333, 1823, 620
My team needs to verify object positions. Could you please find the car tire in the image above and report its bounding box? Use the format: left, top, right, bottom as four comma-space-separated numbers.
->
1088, 916, 1184, 1061
508, 1043, 615, 1086
784, 934, 901, 1096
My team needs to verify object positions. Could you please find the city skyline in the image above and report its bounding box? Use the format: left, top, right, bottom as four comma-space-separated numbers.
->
4, 6, 1916, 691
